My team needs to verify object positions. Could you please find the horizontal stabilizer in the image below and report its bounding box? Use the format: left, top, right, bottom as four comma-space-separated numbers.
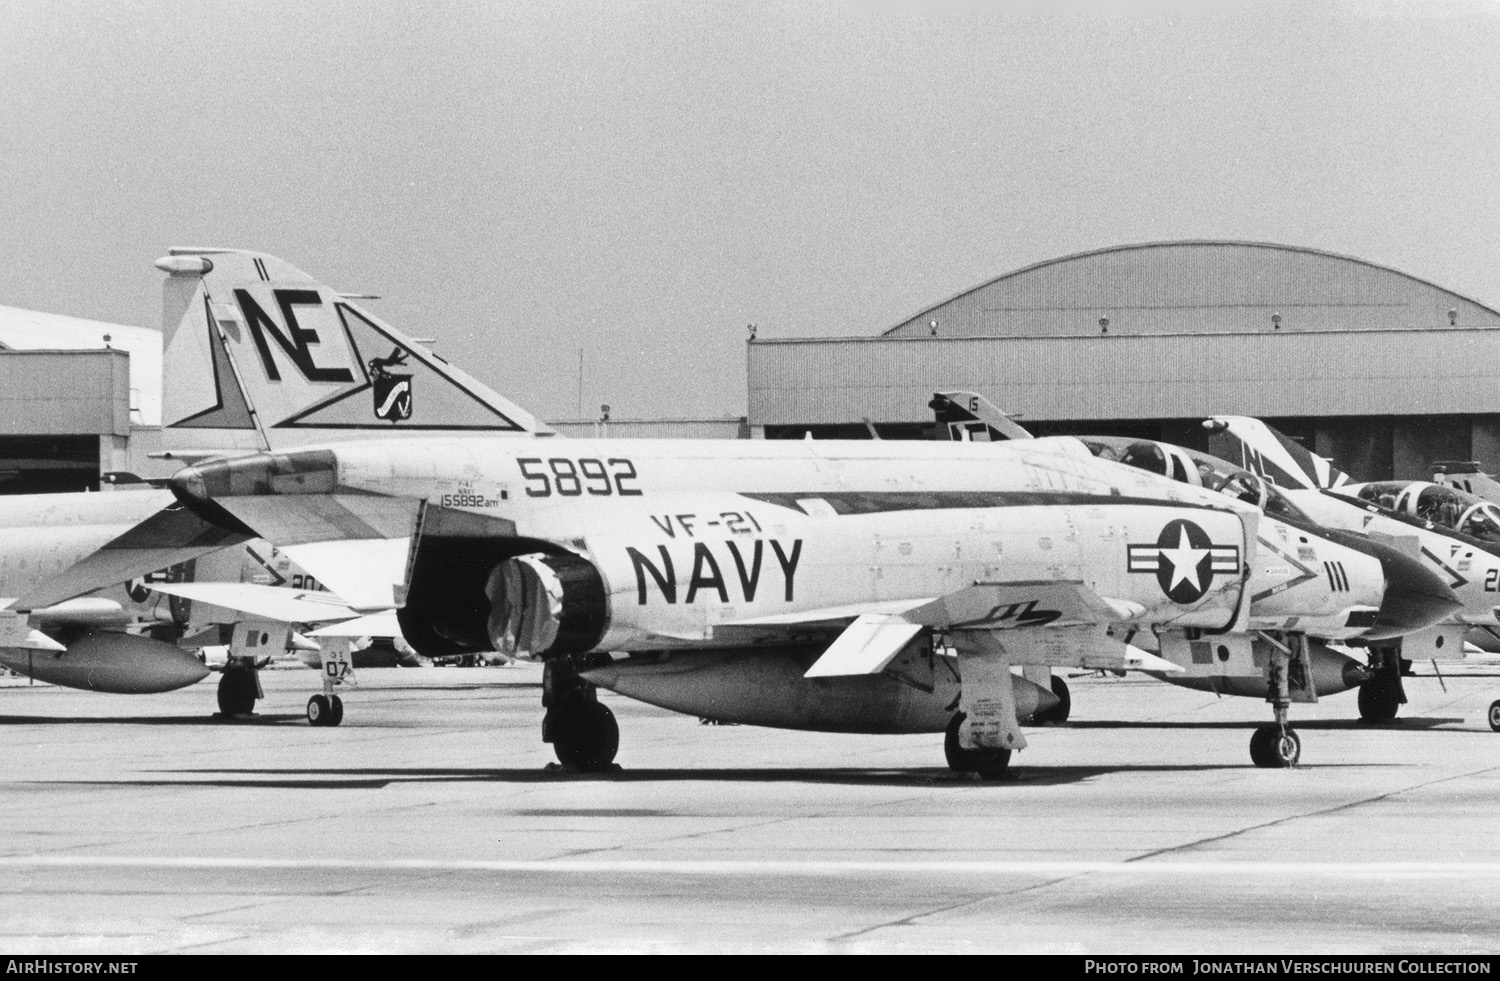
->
15, 504, 250, 611
146, 582, 357, 624
195, 494, 420, 547
803, 615, 925, 678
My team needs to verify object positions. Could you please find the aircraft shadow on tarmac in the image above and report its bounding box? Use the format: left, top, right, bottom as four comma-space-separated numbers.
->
1062, 716, 1469, 731
22, 760, 1414, 791
0, 713, 309, 726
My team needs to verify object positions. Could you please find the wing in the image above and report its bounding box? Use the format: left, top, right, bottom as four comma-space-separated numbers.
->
764, 580, 1177, 678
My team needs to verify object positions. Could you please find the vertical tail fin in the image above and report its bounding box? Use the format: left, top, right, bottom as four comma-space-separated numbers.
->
1201, 416, 1349, 490
156, 249, 551, 455
928, 391, 1034, 442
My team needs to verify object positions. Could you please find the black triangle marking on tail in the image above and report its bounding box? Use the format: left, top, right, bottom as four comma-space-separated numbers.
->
271, 303, 526, 430
171, 297, 258, 430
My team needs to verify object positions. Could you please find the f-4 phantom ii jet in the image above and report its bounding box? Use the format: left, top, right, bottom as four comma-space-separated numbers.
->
1204, 415, 1500, 730
158, 252, 1461, 775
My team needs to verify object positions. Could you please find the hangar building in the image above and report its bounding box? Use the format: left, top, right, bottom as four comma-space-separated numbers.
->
747, 241, 1500, 481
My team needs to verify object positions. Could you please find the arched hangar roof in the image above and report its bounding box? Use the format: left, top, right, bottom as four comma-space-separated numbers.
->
884, 241, 1500, 338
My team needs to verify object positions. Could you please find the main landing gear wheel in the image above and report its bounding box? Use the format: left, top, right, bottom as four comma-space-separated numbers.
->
550, 701, 619, 771
307, 694, 345, 727
944, 713, 1012, 779
1357, 675, 1402, 723
1032, 676, 1071, 725
216, 662, 257, 717
1249, 724, 1300, 768
1487, 700, 1500, 733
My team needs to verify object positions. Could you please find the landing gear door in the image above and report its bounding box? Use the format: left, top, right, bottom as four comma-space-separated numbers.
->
319, 637, 358, 690
1157, 631, 1258, 678
1224, 509, 1258, 635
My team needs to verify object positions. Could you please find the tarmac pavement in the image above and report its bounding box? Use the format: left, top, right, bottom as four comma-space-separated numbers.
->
2, 663, 1499, 953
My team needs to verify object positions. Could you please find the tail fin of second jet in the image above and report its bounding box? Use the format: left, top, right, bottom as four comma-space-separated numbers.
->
928, 391, 1034, 442
1202, 416, 1349, 490
155, 249, 552, 456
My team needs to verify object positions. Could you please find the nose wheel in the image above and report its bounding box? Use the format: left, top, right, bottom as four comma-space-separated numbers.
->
1249, 724, 1300, 768
1251, 632, 1308, 768
1487, 700, 1500, 732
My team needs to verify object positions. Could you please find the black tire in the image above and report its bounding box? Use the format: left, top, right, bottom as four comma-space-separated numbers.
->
1487, 700, 1500, 733
328, 695, 344, 727
217, 665, 257, 717
1250, 724, 1299, 768
1249, 725, 1272, 767
1032, 675, 1071, 724
552, 701, 619, 771
1357, 676, 1401, 723
943, 713, 1012, 778
307, 694, 330, 727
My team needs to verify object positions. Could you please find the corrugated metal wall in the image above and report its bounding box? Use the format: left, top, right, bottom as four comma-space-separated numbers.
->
748, 329, 1500, 425
885, 242, 1500, 337
547, 418, 749, 439
0, 351, 130, 436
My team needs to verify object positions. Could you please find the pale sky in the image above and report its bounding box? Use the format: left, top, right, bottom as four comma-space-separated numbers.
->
3, 0, 1499, 421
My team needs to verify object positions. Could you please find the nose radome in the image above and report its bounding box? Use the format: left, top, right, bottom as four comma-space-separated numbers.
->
1365, 540, 1463, 640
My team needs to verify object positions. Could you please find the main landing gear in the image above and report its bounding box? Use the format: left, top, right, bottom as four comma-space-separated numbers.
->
944, 712, 1012, 779
1357, 646, 1407, 723
1487, 700, 1500, 733
542, 655, 619, 772
216, 657, 262, 718
307, 693, 344, 727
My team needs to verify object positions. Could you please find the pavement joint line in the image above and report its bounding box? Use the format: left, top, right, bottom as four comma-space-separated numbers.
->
549, 811, 809, 861
4, 856, 1500, 876
1123, 761, 1500, 866
828, 894, 996, 943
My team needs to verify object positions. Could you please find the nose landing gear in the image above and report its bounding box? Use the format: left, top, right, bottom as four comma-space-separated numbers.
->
1250, 632, 1311, 769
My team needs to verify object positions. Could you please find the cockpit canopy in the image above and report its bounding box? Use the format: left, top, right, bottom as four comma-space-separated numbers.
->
1079, 437, 1309, 523
1354, 481, 1500, 542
